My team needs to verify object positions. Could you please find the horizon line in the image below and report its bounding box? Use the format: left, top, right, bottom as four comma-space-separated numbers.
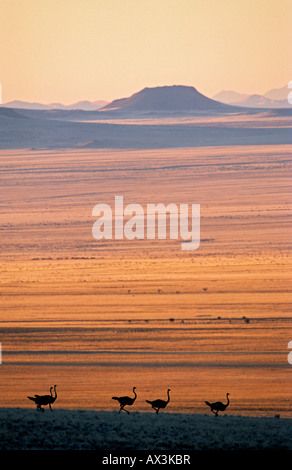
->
1, 82, 290, 107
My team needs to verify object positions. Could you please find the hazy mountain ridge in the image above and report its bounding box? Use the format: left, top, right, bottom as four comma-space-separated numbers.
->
99, 85, 232, 113
3, 84, 290, 112
213, 85, 291, 108
1, 85, 291, 135
2, 99, 108, 111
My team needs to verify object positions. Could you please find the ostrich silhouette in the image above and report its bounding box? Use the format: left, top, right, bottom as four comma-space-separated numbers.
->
204, 392, 230, 416
146, 389, 171, 414
27, 385, 57, 412
112, 387, 137, 414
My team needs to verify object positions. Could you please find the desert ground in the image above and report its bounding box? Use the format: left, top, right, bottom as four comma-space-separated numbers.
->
1, 408, 292, 451
0, 143, 290, 328
0, 109, 291, 450
0, 140, 291, 413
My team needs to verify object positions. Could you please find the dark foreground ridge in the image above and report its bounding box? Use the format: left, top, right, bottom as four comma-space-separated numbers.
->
1, 408, 291, 451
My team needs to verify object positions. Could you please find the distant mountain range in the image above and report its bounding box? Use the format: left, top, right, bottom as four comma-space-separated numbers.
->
1, 84, 292, 150
99, 85, 231, 113
2, 99, 108, 111
1, 84, 291, 117
213, 85, 290, 108
2, 86, 231, 114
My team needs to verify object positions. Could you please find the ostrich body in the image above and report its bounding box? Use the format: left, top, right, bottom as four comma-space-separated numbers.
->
205, 393, 230, 416
146, 389, 171, 414
112, 387, 137, 414
28, 385, 57, 412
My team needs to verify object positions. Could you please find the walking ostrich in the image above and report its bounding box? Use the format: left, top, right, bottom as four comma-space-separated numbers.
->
27, 385, 57, 412
146, 388, 171, 414
112, 387, 137, 414
204, 393, 230, 416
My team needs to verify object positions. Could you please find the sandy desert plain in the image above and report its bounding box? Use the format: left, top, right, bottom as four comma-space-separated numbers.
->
0, 107, 291, 450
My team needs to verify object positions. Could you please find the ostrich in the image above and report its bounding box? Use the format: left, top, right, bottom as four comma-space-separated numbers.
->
146, 388, 171, 414
204, 393, 230, 416
112, 387, 137, 414
27, 385, 57, 412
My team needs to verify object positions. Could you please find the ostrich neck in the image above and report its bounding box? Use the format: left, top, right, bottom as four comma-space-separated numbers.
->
167, 390, 170, 403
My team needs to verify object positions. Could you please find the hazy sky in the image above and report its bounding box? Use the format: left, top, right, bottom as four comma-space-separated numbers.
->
1, 0, 291, 103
